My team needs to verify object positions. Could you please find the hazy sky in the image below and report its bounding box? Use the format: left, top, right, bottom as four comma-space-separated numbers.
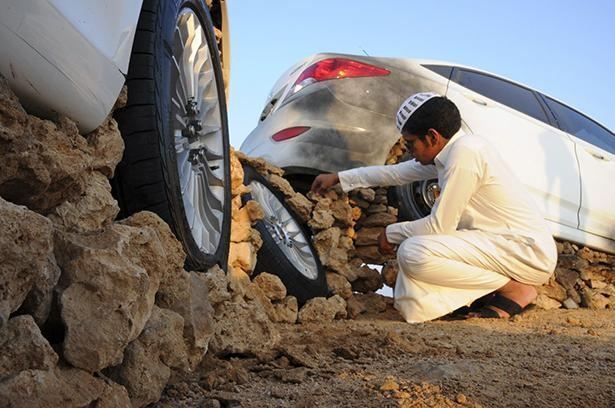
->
226, 1, 614, 148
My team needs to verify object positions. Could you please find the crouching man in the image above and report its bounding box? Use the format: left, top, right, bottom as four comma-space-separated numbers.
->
311, 92, 557, 323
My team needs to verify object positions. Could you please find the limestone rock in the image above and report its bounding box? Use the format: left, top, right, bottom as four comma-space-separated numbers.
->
155, 270, 215, 370
230, 148, 246, 194
0, 367, 106, 408
254, 272, 287, 301
235, 151, 285, 177
562, 298, 579, 310
229, 242, 257, 274
351, 264, 384, 293
202, 265, 231, 305
298, 295, 347, 323
85, 116, 124, 179
355, 245, 395, 264
537, 277, 568, 302
109, 306, 187, 407
330, 198, 354, 226
273, 296, 299, 324
209, 297, 280, 355
286, 193, 314, 223
355, 227, 384, 246
0, 197, 59, 326
54, 216, 173, 372
95, 380, 131, 408
354, 188, 376, 202
0, 315, 58, 378
361, 212, 398, 228
308, 197, 335, 230
0, 97, 90, 211
267, 174, 295, 198
350, 293, 389, 315
382, 261, 399, 288
48, 171, 119, 233
326, 273, 353, 300
534, 294, 561, 310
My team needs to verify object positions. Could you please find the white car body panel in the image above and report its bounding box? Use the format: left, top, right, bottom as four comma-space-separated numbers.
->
573, 137, 615, 242
0, 0, 142, 132
446, 80, 582, 230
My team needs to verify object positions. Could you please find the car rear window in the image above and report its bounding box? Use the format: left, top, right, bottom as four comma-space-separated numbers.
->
542, 96, 615, 154
453, 69, 550, 125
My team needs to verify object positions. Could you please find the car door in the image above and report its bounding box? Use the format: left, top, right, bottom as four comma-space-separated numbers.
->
445, 68, 581, 231
541, 96, 615, 242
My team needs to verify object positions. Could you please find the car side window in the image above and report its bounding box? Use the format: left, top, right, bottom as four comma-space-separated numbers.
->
453, 69, 550, 125
543, 96, 615, 154
423, 65, 453, 80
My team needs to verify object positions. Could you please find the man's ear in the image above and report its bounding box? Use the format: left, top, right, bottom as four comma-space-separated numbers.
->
426, 128, 439, 146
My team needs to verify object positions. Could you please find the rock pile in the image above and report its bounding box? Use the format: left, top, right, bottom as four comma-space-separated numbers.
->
537, 241, 615, 310
0, 77, 215, 407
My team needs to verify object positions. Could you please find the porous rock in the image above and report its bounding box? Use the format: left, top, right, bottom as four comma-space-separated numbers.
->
298, 295, 347, 323
0, 315, 58, 378
254, 272, 287, 301
209, 297, 280, 355
48, 171, 119, 233
326, 273, 353, 300
54, 213, 174, 372
0, 197, 59, 326
108, 306, 187, 407
0, 367, 106, 408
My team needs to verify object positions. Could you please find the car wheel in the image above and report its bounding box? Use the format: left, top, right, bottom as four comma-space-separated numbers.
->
112, 0, 230, 270
243, 165, 328, 305
395, 179, 439, 221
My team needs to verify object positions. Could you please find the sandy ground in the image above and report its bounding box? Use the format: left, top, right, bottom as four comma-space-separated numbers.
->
155, 307, 615, 408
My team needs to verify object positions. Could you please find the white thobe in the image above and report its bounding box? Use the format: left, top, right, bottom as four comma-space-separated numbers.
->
338, 131, 557, 322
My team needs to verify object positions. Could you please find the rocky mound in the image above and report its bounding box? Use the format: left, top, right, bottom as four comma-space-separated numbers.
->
1, 73, 613, 408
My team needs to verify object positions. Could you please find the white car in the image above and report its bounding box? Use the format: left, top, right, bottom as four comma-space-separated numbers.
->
0, 0, 232, 269
241, 53, 615, 254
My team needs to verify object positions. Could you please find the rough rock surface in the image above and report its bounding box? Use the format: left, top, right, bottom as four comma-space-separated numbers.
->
0, 316, 58, 377
0, 197, 59, 326
54, 213, 173, 372
298, 295, 347, 323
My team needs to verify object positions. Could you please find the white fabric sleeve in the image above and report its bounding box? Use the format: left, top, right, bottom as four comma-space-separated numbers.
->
338, 160, 437, 193
385, 148, 483, 244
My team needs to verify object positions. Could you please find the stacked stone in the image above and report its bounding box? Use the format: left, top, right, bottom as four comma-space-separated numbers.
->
536, 240, 615, 310
0, 78, 216, 407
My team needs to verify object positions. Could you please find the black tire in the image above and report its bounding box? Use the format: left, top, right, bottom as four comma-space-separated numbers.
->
112, 0, 230, 270
242, 165, 328, 305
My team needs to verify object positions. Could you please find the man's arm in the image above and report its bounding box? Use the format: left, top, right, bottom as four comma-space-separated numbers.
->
338, 160, 437, 193
385, 148, 482, 244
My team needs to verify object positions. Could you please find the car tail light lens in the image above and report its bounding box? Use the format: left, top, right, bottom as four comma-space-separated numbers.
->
290, 58, 390, 95
272, 126, 310, 142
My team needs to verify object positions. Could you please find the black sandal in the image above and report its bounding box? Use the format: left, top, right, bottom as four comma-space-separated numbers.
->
474, 293, 527, 318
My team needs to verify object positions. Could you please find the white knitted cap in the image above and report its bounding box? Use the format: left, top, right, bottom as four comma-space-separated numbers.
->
396, 92, 440, 132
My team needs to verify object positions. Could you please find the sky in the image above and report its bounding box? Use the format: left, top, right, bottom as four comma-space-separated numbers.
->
225, 0, 615, 149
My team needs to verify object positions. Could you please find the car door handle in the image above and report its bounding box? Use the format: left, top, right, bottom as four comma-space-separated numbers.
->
472, 98, 487, 106
586, 149, 609, 161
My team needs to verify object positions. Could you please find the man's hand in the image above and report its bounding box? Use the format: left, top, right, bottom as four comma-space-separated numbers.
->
311, 173, 340, 195
377, 230, 396, 255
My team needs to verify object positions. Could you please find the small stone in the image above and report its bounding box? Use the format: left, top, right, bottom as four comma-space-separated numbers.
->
379, 377, 399, 392
326, 273, 353, 300
254, 273, 287, 301
534, 294, 561, 310
456, 393, 468, 405
361, 212, 398, 228
562, 298, 579, 309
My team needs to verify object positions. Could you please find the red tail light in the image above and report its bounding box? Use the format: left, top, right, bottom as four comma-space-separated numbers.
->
291, 58, 390, 94
272, 126, 310, 142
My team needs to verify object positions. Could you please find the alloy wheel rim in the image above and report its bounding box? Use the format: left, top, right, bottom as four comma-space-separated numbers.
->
170, 8, 226, 254
248, 181, 319, 280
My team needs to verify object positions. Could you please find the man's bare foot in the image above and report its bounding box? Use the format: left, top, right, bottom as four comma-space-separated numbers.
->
470, 280, 537, 318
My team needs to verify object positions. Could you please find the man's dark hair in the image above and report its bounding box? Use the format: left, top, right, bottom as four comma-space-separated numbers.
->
402, 96, 461, 139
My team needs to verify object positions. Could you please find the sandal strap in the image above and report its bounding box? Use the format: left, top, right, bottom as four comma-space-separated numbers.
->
476, 306, 501, 318
490, 294, 523, 316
